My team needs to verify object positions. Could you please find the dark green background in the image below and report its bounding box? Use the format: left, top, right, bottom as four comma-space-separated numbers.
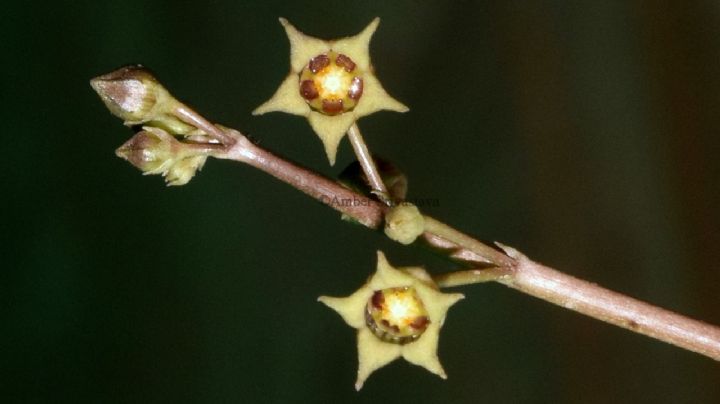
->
4, 1, 719, 402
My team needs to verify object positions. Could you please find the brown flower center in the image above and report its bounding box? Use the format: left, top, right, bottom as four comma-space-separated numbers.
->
299, 51, 363, 116
365, 287, 430, 344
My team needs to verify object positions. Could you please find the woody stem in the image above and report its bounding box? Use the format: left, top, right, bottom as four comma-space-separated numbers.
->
216, 130, 720, 362
115, 94, 720, 363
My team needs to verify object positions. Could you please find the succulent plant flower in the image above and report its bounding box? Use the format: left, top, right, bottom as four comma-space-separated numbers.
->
253, 18, 408, 165
319, 252, 463, 390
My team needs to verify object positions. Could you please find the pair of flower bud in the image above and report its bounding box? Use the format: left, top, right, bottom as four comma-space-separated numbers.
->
91, 65, 211, 185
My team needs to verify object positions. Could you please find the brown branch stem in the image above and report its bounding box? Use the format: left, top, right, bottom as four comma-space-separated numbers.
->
216, 132, 386, 228
213, 131, 514, 266
150, 99, 720, 362
495, 246, 720, 361
434, 246, 720, 360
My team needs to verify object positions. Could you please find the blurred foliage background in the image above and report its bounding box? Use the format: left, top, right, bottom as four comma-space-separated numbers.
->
3, 1, 720, 402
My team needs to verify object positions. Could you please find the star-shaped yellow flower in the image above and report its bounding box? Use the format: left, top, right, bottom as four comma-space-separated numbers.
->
319, 252, 464, 390
253, 18, 409, 165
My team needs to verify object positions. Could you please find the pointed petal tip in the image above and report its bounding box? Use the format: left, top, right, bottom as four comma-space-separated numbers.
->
375, 250, 388, 263
389, 99, 410, 113
429, 362, 448, 379
252, 103, 274, 116
278, 17, 289, 26
317, 128, 343, 166
357, 17, 381, 45
374, 251, 397, 279
322, 142, 338, 165
317, 295, 339, 308
444, 292, 465, 308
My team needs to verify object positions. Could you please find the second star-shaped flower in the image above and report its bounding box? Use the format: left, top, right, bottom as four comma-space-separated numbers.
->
319, 252, 464, 390
253, 18, 409, 165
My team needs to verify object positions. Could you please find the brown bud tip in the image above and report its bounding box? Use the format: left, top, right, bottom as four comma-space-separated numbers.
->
90, 65, 167, 123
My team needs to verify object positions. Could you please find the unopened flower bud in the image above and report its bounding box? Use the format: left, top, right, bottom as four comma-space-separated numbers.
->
384, 202, 425, 245
115, 126, 207, 186
115, 127, 179, 175
91, 65, 192, 134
